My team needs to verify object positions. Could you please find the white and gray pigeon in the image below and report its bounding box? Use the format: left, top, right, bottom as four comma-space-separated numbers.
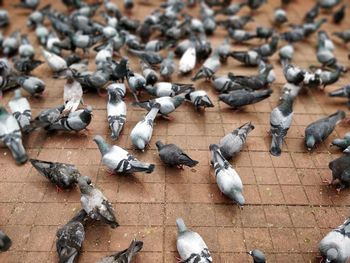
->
8, 89, 32, 133
305, 110, 345, 150
94, 135, 155, 174
130, 104, 160, 151
280, 82, 302, 101
218, 122, 255, 160
46, 106, 93, 132
185, 89, 214, 110
248, 249, 266, 263
329, 84, 350, 108
219, 89, 272, 109
30, 159, 80, 191
270, 97, 294, 156
325, 154, 350, 192
0, 230, 11, 252
107, 83, 126, 98
96, 240, 143, 263
160, 51, 176, 79
29, 104, 65, 131
140, 60, 158, 86
282, 63, 305, 85
209, 144, 245, 207
319, 216, 350, 263
77, 175, 119, 228
14, 75, 46, 96
179, 46, 196, 74
156, 140, 198, 168
192, 49, 221, 81
274, 8, 288, 25
133, 95, 185, 117
145, 82, 192, 97
107, 85, 127, 140
0, 106, 27, 165
176, 218, 212, 263
41, 47, 68, 73
279, 44, 294, 65
63, 71, 83, 114
56, 209, 87, 263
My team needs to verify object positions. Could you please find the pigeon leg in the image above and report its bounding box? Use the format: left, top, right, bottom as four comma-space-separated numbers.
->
176, 164, 184, 169
56, 185, 63, 193
175, 256, 183, 263
162, 115, 175, 121
106, 169, 115, 176
97, 89, 107, 98
336, 187, 342, 194
322, 178, 333, 185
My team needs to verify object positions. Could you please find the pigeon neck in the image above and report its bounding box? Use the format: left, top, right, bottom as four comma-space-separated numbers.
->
95, 139, 110, 156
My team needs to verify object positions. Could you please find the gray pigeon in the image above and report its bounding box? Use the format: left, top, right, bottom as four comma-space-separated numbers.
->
8, 89, 32, 133
305, 110, 345, 150
46, 106, 93, 132
247, 250, 266, 263
94, 135, 155, 174
0, 106, 27, 165
333, 30, 350, 44
319, 216, 350, 263
107, 86, 126, 140
156, 140, 198, 168
228, 29, 256, 43
56, 209, 87, 263
274, 8, 288, 25
96, 240, 143, 263
270, 98, 294, 156
209, 144, 245, 207
14, 75, 46, 96
279, 44, 294, 65
41, 47, 68, 73
185, 89, 214, 110
160, 51, 176, 79
176, 218, 212, 263
30, 159, 80, 191
282, 63, 305, 85
130, 104, 160, 151
0, 230, 11, 252
63, 71, 83, 114
218, 122, 255, 160
145, 82, 192, 97
77, 176, 119, 228
325, 154, 350, 192
329, 84, 350, 108
192, 50, 221, 81
219, 89, 272, 109
140, 60, 158, 86
332, 132, 350, 153
229, 50, 261, 66
29, 104, 65, 131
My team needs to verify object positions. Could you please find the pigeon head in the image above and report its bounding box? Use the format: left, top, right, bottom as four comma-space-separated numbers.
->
155, 140, 164, 150
305, 135, 316, 150
84, 106, 93, 114
133, 138, 146, 152
247, 249, 266, 263
34, 83, 45, 94
232, 191, 245, 207
77, 176, 92, 193
325, 248, 338, 263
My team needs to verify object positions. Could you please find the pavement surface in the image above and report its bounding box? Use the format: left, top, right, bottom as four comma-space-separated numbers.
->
0, 0, 349, 262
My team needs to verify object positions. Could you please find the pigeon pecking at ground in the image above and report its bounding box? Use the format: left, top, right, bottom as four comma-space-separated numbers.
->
0, 230, 11, 252
332, 132, 350, 153
8, 89, 32, 133
96, 240, 143, 263
247, 249, 266, 263
325, 154, 350, 192
107, 85, 127, 140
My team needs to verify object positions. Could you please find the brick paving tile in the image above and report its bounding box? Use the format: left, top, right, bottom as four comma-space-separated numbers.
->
0, 0, 350, 262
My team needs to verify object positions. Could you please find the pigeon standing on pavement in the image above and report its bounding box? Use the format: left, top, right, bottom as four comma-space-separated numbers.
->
219, 89, 273, 109
107, 85, 126, 140
156, 140, 198, 168
305, 110, 345, 150
8, 89, 32, 133
130, 103, 160, 151
218, 122, 255, 160
30, 159, 80, 191
176, 218, 212, 263
325, 154, 350, 192
269, 97, 294, 156
333, 4, 346, 24
328, 83, 350, 107
77, 175, 119, 229
96, 240, 143, 263
209, 144, 245, 207
319, 216, 350, 263
145, 82, 192, 97
0, 230, 11, 252
56, 209, 87, 263
247, 250, 266, 263
192, 50, 221, 81
140, 60, 158, 86
185, 89, 214, 110
94, 135, 155, 174
332, 132, 350, 152
41, 47, 68, 74
63, 71, 83, 114
29, 104, 65, 131
14, 75, 46, 96
0, 106, 27, 165
160, 51, 176, 79
179, 46, 196, 74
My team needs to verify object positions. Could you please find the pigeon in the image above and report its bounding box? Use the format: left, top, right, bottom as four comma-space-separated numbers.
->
0, 106, 27, 165
185, 89, 214, 109
179, 46, 196, 74
318, 30, 335, 51
8, 89, 32, 133
319, 67, 343, 88
333, 30, 350, 44
247, 250, 266, 263
18, 34, 35, 59
214, 2, 246, 16
30, 159, 80, 191
29, 104, 65, 131
140, 60, 158, 86
14, 75, 45, 96
303, 18, 327, 37
217, 15, 253, 30
176, 218, 212, 263
56, 209, 87, 263
280, 26, 305, 43
0, 9, 9, 27
319, 216, 350, 262
110, 57, 129, 83
274, 8, 288, 25
156, 140, 198, 168
145, 82, 192, 97
63, 71, 83, 114
41, 47, 68, 73
219, 89, 273, 109
132, 95, 185, 117
126, 70, 147, 98
216, 37, 231, 63
13, 57, 43, 74
209, 144, 245, 207
228, 29, 256, 43
282, 63, 305, 85
211, 75, 242, 93
160, 51, 176, 79
269, 97, 294, 156
252, 35, 279, 57
96, 240, 143, 263
2, 31, 20, 57
317, 38, 337, 68
318, 0, 341, 10
128, 49, 163, 65
247, 0, 267, 10
280, 82, 302, 101
77, 176, 119, 228
107, 86, 126, 140
255, 27, 274, 41
46, 106, 93, 132
304, 3, 320, 23
328, 84, 350, 108
14, 0, 40, 10
0, 231, 11, 252
94, 135, 155, 174
331, 132, 350, 152
192, 50, 221, 81
229, 50, 261, 67
325, 155, 350, 191
305, 110, 345, 150
227, 66, 272, 90
130, 104, 160, 151
218, 122, 255, 160
333, 4, 346, 24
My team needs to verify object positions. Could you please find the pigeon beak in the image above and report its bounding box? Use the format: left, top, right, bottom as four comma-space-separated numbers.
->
246, 251, 253, 255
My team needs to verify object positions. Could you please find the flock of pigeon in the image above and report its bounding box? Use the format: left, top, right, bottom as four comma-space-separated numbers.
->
0, 0, 349, 262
